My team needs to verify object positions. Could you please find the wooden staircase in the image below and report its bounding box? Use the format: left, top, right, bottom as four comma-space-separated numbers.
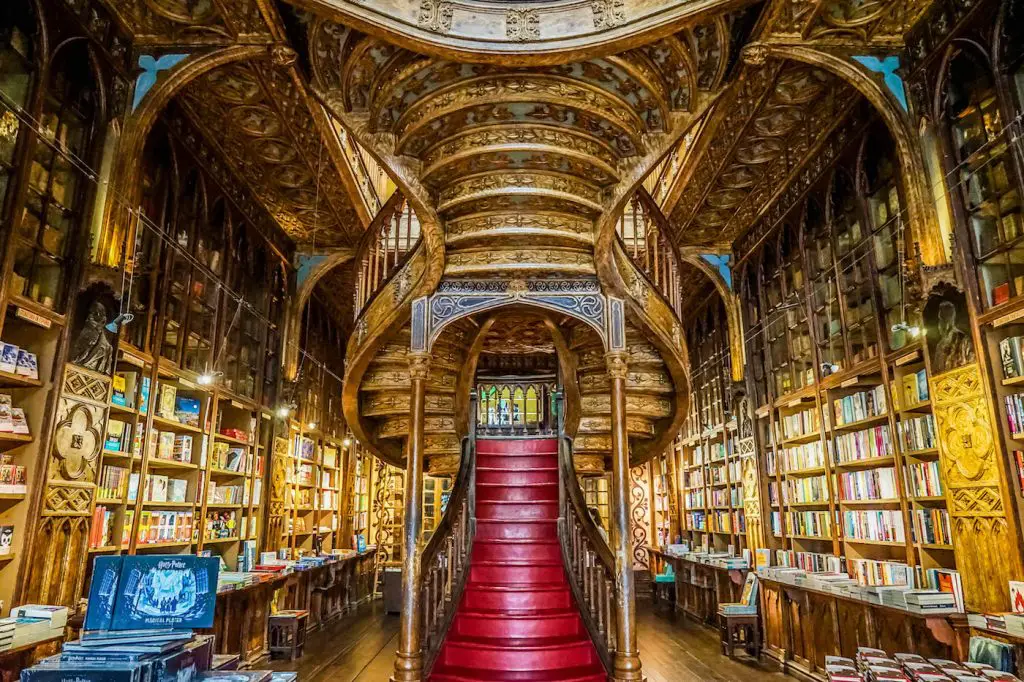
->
430, 438, 604, 682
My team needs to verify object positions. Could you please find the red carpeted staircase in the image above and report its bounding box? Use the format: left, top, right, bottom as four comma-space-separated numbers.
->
430, 437, 605, 682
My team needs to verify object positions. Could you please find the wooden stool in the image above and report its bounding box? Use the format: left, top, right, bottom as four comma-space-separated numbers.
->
268, 610, 309, 661
653, 575, 675, 609
717, 611, 761, 660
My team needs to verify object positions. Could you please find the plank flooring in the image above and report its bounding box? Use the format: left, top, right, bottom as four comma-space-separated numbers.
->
268, 601, 787, 681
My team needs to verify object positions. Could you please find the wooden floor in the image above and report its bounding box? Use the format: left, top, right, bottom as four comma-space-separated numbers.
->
268, 601, 788, 681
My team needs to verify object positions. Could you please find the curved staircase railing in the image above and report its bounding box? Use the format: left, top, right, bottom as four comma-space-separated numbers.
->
555, 394, 616, 674
354, 190, 422, 319
616, 188, 685, 319
422, 395, 478, 674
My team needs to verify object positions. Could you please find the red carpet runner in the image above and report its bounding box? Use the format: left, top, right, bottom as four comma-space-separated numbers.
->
430, 438, 604, 681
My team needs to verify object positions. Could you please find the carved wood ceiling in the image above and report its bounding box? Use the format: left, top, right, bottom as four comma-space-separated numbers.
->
308, 12, 742, 275
481, 314, 556, 355
666, 59, 857, 247
175, 57, 364, 247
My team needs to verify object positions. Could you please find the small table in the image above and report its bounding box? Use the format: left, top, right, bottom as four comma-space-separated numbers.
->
269, 610, 309, 661
717, 610, 761, 660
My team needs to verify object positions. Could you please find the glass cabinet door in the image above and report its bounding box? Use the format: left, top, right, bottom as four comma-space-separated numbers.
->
0, 6, 34, 236
14, 44, 95, 312
946, 50, 1024, 307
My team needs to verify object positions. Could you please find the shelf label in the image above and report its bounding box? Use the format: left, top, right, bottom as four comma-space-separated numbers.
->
840, 377, 859, 388
787, 398, 803, 408
994, 306, 1024, 327
231, 400, 245, 409
894, 350, 920, 366
121, 352, 145, 367
179, 378, 196, 389
14, 307, 51, 329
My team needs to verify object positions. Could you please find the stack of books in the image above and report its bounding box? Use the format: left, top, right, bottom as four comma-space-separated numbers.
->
0, 604, 67, 652
825, 648, 1022, 681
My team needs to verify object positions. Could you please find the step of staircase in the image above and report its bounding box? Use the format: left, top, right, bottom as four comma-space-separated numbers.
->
477, 454, 559, 470
429, 437, 601, 681
472, 539, 561, 563
476, 482, 559, 502
430, 664, 605, 682
476, 500, 559, 521
438, 636, 599, 671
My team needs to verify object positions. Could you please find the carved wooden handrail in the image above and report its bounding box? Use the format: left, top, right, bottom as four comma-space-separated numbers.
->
421, 395, 477, 674
354, 190, 421, 318
555, 395, 616, 674
616, 188, 685, 317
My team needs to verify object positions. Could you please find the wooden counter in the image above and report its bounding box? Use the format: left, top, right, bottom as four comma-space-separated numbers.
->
646, 548, 971, 682
206, 550, 376, 666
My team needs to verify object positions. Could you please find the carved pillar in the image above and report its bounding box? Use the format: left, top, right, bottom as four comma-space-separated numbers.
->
606, 352, 643, 681
931, 363, 1024, 612
392, 352, 430, 682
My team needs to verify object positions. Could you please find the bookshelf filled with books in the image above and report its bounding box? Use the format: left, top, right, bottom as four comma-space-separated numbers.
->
0, 298, 61, 611
730, 124, 961, 599
678, 298, 746, 555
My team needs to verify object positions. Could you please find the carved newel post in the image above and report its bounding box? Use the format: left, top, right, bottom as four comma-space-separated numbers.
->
606, 352, 643, 681
392, 352, 431, 682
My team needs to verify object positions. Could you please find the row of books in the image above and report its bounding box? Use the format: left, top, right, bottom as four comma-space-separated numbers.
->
710, 488, 739, 508
153, 432, 194, 464
782, 441, 825, 471
210, 442, 247, 472
1005, 392, 1024, 435
897, 413, 936, 452
833, 386, 887, 426
104, 419, 143, 456
999, 334, 1024, 379
785, 510, 831, 538
708, 509, 744, 534
838, 467, 899, 501
912, 508, 952, 546
848, 557, 911, 587
137, 509, 193, 544
906, 460, 944, 497
891, 368, 930, 408
88, 506, 117, 548
110, 370, 149, 411
97, 465, 129, 501
825, 648, 1012, 682
157, 384, 202, 427
775, 549, 844, 573
0, 341, 39, 379
834, 425, 894, 463
143, 474, 189, 504
685, 490, 704, 509
0, 454, 26, 494
0, 394, 29, 435
782, 407, 824, 440
783, 475, 829, 504
842, 509, 906, 543
207, 482, 242, 505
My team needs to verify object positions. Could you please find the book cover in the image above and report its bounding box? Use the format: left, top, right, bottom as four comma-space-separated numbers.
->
11, 407, 30, 436
174, 398, 200, 428
15, 350, 38, 379
21, 661, 146, 682
112, 556, 219, 629
158, 385, 177, 420
0, 394, 13, 433
84, 556, 124, 631
0, 343, 18, 374
139, 378, 150, 415
112, 374, 127, 407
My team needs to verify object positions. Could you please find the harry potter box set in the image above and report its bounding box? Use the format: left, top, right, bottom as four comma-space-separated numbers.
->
19, 555, 297, 682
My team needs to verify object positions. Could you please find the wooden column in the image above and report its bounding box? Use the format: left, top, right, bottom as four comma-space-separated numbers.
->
606, 352, 643, 681
391, 352, 430, 682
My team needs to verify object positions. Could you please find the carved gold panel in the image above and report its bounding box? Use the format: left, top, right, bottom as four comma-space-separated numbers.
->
931, 363, 1023, 612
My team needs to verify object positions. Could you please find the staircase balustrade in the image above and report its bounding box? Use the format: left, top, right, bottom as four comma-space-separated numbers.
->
555, 396, 617, 674
421, 396, 477, 674
616, 188, 685, 317
354, 191, 421, 318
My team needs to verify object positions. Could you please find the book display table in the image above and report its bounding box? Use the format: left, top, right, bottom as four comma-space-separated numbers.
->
208, 550, 375, 666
